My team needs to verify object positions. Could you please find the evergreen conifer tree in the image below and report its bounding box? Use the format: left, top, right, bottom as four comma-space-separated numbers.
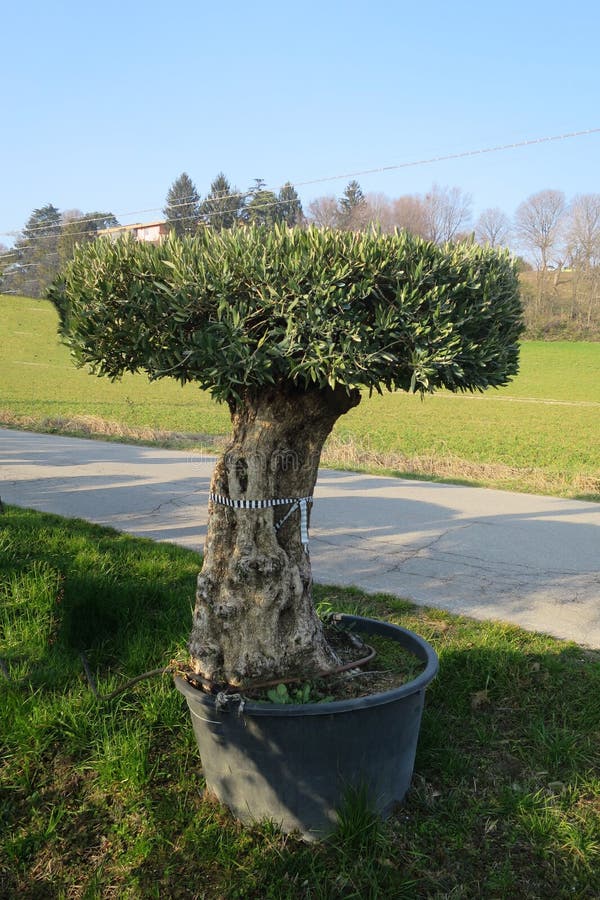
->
338, 180, 367, 230
243, 179, 280, 226
7, 204, 62, 297
199, 173, 244, 230
277, 182, 304, 226
163, 173, 201, 237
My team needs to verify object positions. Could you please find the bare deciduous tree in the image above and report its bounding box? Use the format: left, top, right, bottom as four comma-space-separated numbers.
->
566, 194, 600, 267
361, 193, 394, 232
514, 189, 567, 323
513, 189, 566, 271
390, 195, 429, 238
307, 195, 339, 229
475, 207, 511, 248
421, 184, 473, 244
565, 193, 600, 327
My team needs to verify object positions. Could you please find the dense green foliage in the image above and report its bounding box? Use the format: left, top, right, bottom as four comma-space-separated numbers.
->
48, 225, 523, 405
1, 507, 599, 897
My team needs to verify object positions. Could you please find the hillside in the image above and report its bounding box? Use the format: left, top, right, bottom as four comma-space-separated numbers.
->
519, 270, 600, 340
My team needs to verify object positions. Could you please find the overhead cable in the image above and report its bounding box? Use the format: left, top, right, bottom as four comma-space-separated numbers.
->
1, 125, 599, 253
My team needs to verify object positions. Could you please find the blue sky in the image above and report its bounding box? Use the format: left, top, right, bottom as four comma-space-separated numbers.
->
2, 0, 599, 242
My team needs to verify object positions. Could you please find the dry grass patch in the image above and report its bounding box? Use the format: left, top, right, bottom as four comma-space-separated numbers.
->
0, 410, 227, 453
321, 434, 600, 499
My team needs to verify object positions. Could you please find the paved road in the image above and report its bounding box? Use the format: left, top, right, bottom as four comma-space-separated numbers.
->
1, 428, 599, 648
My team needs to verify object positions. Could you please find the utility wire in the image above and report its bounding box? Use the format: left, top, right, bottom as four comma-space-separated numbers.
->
4, 125, 600, 241
1, 126, 599, 258
0, 189, 256, 241
0, 195, 300, 262
292, 126, 600, 188
0, 190, 285, 259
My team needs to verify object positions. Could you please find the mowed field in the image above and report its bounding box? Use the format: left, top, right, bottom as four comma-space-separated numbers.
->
1, 295, 599, 499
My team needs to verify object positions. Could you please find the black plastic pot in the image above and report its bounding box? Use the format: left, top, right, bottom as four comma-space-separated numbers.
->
174, 614, 438, 841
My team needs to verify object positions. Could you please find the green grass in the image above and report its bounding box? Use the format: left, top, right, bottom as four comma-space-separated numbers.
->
1, 507, 599, 897
1, 295, 599, 499
0, 295, 230, 437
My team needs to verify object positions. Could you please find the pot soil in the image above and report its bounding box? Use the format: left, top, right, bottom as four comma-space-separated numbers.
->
175, 614, 438, 841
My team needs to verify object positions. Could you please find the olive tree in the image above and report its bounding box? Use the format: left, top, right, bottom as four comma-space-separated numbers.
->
48, 226, 522, 686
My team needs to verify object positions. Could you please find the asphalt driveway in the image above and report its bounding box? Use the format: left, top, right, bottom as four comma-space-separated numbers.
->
1, 427, 599, 648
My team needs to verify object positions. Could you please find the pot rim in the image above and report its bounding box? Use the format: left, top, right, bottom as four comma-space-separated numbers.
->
174, 614, 439, 717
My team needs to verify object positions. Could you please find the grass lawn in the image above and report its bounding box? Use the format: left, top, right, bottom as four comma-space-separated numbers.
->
1, 507, 599, 898
1, 295, 599, 500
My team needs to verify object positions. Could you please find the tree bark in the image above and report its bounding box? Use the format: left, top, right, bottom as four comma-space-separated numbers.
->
189, 384, 361, 686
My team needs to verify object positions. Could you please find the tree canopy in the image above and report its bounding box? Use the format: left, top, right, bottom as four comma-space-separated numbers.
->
49, 225, 523, 406
338, 180, 366, 229
58, 210, 117, 269
1, 206, 119, 297
163, 172, 201, 237
243, 179, 280, 226
15, 204, 62, 297
199, 173, 244, 230
277, 182, 303, 226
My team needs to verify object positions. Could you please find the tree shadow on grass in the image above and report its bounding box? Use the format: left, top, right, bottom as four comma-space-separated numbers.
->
0, 506, 198, 692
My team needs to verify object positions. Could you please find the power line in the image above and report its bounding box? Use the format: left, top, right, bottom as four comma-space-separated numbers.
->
0, 189, 256, 242
0, 195, 300, 262
292, 127, 600, 188
0, 191, 267, 258
1, 125, 599, 258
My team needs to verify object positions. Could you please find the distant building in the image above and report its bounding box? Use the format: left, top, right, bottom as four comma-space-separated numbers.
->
99, 221, 169, 244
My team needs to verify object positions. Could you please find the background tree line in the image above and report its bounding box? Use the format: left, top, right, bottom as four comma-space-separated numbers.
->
307, 183, 600, 338
162, 172, 304, 237
0, 173, 305, 299
0, 206, 118, 299
3, 172, 599, 339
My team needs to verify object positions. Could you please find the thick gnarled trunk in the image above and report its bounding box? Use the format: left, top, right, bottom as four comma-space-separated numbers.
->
189, 385, 360, 685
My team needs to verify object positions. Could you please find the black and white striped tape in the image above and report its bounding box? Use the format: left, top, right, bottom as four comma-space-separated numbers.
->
209, 492, 313, 552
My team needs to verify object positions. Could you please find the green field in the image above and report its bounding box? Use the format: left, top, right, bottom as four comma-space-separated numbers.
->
0, 296, 230, 437
1, 295, 599, 498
